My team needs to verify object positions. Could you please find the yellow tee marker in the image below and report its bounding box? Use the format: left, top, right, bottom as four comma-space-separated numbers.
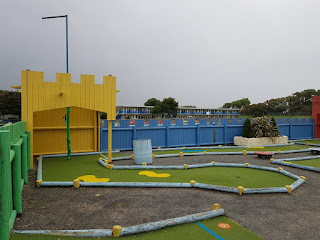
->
77, 175, 110, 182
139, 171, 170, 178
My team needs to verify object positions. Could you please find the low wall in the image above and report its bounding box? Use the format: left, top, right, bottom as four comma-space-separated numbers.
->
234, 136, 288, 146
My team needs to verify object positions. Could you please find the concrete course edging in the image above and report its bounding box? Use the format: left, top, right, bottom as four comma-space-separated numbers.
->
12, 209, 225, 238
272, 155, 320, 173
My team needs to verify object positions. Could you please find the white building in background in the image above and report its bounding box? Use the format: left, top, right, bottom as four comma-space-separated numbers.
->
116, 106, 240, 119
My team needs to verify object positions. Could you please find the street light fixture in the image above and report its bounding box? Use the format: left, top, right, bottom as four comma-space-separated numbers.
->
42, 15, 69, 73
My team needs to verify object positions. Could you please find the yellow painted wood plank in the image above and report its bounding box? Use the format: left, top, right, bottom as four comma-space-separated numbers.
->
65, 74, 71, 107
89, 75, 95, 110
56, 73, 61, 109
111, 76, 116, 120
38, 72, 44, 111
32, 71, 39, 112
98, 111, 100, 151
93, 110, 97, 152
60, 73, 67, 108
21, 70, 28, 123
80, 75, 86, 109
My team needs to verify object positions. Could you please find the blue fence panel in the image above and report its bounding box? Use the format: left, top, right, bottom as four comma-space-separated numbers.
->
199, 126, 214, 145
168, 127, 197, 147
100, 118, 315, 151
135, 128, 167, 148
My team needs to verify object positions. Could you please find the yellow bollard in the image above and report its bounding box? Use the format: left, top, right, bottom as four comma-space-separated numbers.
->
183, 146, 186, 149
300, 176, 306, 181
131, 154, 134, 160
142, 162, 147, 166
237, 186, 244, 195
36, 180, 42, 187
285, 185, 292, 193
218, 145, 222, 147
113, 225, 122, 237
245, 163, 249, 166
204, 151, 207, 155
116, 148, 119, 151
278, 150, 281, 154
109, 164, 113, 169
152, 154, 156, 159
184, 164, 188, 169
306, 142, 309, 146
190, 180, 196, 186
270, 158, 274, 163
213, 203, 221, 210
243, 150, 247, 155
179, 152, 183, 157
278, 167, 283, 171
211, 161, 215, 165
158, 146, 161, 150
104, 160, 108, 164
73, 179, 80, 189
99, 157, 103, 161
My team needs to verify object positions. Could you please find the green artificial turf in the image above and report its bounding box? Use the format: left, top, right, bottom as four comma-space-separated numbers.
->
43, 155, 294, 188
154, 145, 309, 155
10, 216, 262, 240
300, 140, 320, 144
285, 159, 320, 168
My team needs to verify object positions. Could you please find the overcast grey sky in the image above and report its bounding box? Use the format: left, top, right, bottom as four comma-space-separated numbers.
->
1, 0, 320, 108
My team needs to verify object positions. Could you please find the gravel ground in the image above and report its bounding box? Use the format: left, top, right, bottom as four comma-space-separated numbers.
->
14, 152, 320, 240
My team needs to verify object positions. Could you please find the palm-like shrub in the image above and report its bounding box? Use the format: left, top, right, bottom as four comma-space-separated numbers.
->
251, 116, 280, 138
270, 118, 280, 136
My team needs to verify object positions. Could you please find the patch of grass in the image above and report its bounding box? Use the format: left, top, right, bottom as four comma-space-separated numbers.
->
43, 157, 294, 188
285, 159, 320, 168
11, 216, 262, 240
300, 140, 320, 144
154, 145, 309, 155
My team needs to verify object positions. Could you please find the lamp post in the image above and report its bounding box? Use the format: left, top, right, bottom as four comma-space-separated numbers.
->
42, 15, 69, 73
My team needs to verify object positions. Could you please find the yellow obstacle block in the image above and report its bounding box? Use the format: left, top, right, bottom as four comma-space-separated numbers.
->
278, 167, 283, 171
285, 185, 292, 193
300, 176, 306, 181
245, 163, 249, 166
213, 203, 221, 210
278, 150, 281, 154
73, 179, 80, 189
36, 180, 42, 187
179, 152, 183, 157
152, 154, 155, 159
270, 158, 274, 163
190, 180, 196, 186
184, 164, 188, 169
142, 162, 147, 166
243, 150, 247, 155
237, 186, 244, 195
211, 161, 215, 165
113, 225, 122, 237
131, 154, 134, 160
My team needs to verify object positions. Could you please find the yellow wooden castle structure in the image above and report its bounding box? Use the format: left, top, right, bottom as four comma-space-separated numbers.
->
20, 70, 117, 166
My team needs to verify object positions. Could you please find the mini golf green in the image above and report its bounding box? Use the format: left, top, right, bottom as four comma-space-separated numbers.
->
301, 140, 320, 144
42, 156, 295, 188
285, 159, 320, 168
10, 216, 263, 240
154, 145, 309, 155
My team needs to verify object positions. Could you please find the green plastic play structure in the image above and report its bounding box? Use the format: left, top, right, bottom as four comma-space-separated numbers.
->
0, 122, 31, 240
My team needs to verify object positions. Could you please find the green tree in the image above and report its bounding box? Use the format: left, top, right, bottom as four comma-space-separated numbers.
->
242, 119, 253, 138
144, 98, 161, 106
241, 103, 270, 117
223, 98, 250, 109
151, 97, 179, 118
0, 91, 21, 117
